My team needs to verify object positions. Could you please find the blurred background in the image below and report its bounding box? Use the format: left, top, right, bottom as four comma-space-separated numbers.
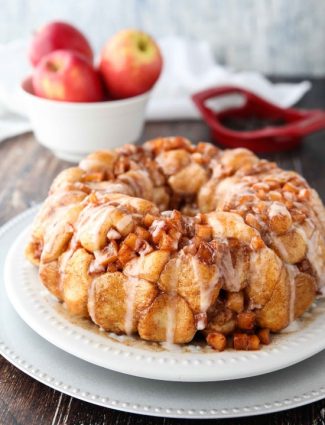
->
1, 0, 324, 76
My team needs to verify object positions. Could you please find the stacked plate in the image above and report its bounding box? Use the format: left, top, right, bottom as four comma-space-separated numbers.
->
1, 207, 325, 419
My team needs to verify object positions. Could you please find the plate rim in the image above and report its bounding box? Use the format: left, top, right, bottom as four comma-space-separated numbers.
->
1, 346, 324, 420
1, 207, 325, 419
4, 208, 325, 383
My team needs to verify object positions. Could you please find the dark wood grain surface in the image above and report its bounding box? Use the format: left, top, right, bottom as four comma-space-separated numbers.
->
1, 78, 325, 425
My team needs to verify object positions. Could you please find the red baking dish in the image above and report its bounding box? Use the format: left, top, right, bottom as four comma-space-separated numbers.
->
192, 86, 325, 152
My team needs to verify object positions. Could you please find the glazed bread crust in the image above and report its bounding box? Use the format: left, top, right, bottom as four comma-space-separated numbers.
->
25, 137, 325, 349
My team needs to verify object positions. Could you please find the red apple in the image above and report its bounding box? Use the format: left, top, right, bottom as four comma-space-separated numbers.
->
99, 29, 163, 99
32, 50, 104, 102
29, 21, 93, 67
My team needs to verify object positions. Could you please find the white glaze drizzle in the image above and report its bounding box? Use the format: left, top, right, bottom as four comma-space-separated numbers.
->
124, 276, 138, 336
56, 203, 111, 293
79, 156, 111, 172
191, 256, 219, 330
115, 214, 132, 233
215, 178, 244, 208
268, 202, 290, 220
270, 233, 289, 261
286, 264, 298, 323
281, 320, 302, 333
90, 182, 130, 195
270, 232, 300, 324
41, 205, 74, 257
78, 204, 113, 249
296, 224, 325, 288
165, 258, 180, 345
220, 242, 241, 292
151, 219, 166, 239
58, 235, 79, 293
87, 275, 98, 325
57, 200, 126, 294
118, 170, 149, 197
89, 250, 107, 274
106, 228, 121, 240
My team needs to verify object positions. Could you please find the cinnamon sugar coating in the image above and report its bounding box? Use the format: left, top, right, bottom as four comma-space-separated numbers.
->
25, 137, 325, 349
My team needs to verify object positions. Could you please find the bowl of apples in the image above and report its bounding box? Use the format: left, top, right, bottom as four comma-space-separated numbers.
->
21, 22, 163, 162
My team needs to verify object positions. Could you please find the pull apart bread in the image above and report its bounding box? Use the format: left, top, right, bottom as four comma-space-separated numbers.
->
25, 137, 325, 351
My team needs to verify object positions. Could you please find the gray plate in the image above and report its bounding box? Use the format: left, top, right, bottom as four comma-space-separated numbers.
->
1, 208, 325, 419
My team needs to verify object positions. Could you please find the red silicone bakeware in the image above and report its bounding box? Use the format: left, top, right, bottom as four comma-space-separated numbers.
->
192, 86, 325, 152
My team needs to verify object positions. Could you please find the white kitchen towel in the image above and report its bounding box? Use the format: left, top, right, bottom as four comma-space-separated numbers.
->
149, 37, 311, 120
0, 37, 311, 141
0, 39, 31, 142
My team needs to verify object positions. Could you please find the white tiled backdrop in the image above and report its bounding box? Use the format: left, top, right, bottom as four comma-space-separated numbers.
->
1, 0, 324, 76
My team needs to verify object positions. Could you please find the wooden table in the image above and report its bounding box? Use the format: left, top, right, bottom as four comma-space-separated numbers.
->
1, 78, 325, 424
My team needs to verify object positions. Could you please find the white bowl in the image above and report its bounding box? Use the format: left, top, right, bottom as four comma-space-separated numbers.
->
20, 77, 150, 162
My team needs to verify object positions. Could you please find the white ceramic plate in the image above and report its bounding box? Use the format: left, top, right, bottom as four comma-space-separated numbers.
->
1, 208, 325, 419
4, 208, 325, 382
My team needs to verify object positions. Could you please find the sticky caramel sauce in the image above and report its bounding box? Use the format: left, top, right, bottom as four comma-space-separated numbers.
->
49, 294, 325, 353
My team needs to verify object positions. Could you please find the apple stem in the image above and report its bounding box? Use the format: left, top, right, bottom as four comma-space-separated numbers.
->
138, 40, 147, 52
46, 61, 60, 72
